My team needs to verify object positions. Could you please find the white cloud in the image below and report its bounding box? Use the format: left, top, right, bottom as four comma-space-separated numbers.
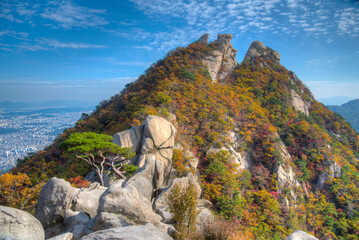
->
38, 38, 106, 49
5, 38, 106, 52
0, 0, 39, 23
0, 30, 28, 39
41, 0, 108, 29
336, 8, 359, 36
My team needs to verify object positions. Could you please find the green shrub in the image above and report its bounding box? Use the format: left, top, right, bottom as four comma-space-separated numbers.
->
167, 181, 199, 239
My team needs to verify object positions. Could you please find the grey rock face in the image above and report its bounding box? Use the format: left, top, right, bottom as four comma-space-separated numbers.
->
92, 212, 130, 232
197, 33, 209, 45
291, 89, 311, 116
35, 177, 79, 229
63, 210, 90, 232
285, 230, 318, 240
201, 34, 238, 82
196, 207, 214, 232
317, 158, 342, 190
276, 140, 300, 190
80, 225, 173, 240
0, 205, 45, 240
124, 155, 167, 201
143, 115, 176, 150
113, 115, 176, 190
72, 187, 107, 218
244, 40, 280, 64
112, 124, 144, 153
98, 180, 162, 225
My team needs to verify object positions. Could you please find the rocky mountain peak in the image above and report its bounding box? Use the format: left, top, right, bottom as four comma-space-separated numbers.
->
199, 33, 238, 82
197, 33, 209, 45
244, 40, 280, 64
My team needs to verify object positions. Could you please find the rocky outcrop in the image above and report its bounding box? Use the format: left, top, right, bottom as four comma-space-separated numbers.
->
276, 140, 300, 190
291, 89, 310, 116
35, 178, 107, 238
196, 207, 214, 232
317, 157, 342, 190
98, 179, 162, 225
227, 131, 252, 170
35, 115, 213, 239
0, 205, 45, 240
195, 33, 209, 45
35, 177, 164, 239
35, 177, 106, 233
289, 72, 313, 116
124, 155, 166, 201
285, 230, 318, 240
80, 225, 173, 240
244, 41, 280, 64
200, 33, 238, 82
113, 124, 143, 153
35, 177, 79, 229
113, 115, 176, 185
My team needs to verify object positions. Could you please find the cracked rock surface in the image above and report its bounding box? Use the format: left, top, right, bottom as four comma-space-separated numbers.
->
0, 205, 45, 240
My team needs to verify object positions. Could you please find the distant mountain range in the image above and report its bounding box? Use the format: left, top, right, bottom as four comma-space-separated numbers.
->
327, 99, 359, 133
318, 96, 354, 106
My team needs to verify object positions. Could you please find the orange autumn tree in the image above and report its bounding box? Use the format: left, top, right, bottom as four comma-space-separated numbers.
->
0, 172, 44, 211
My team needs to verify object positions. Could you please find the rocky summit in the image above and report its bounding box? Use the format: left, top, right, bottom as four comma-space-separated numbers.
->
4, 33, 359, 240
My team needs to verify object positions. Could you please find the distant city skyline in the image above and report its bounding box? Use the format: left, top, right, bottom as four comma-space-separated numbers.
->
0, 0, 358, 105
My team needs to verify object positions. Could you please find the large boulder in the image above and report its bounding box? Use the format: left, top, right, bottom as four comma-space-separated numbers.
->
196, 207, 214, 232
98, 179, 162, 225
91, 212, 130, 232
35, 177, 79, 229
0, 205, 45, 240
80, 224, 173, 240
72, 185, 107, 218
112, 124, 144, 153
285, 230, 318, 240
113, 115, 177, 193
144, 115, 176, 149
124, 156, 167, 201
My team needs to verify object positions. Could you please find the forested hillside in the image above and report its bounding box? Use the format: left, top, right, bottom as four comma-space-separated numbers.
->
2, 34, 359, 239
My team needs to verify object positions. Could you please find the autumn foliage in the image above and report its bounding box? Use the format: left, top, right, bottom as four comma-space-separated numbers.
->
5, 40, 359, 239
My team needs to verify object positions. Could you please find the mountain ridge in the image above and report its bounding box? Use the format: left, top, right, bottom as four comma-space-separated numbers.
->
5, 34, 359, 239
327, 98, 359, 133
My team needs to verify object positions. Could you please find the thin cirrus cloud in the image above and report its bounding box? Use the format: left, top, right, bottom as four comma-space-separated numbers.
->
0, 0, 108, 29
38, 38, 106, 49
7, 38, 107, 52
336, 8, 359, 36
40, 0, 108, 29
126, 0, 358, 52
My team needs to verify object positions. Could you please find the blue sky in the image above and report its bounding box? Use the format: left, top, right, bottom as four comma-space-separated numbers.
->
0, 0, 358, 105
